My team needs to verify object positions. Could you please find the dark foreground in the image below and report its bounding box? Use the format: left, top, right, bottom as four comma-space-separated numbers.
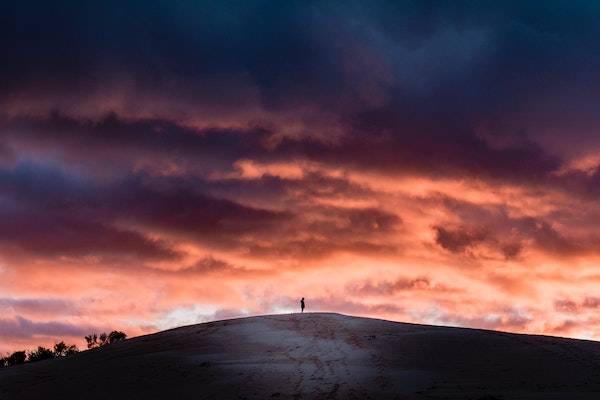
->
2, 313, 600, 399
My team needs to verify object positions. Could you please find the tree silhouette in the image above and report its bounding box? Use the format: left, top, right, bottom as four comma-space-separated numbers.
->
1, 331, 128, 368
108, 330, 127, 343
99, 332, 108, 345
85, 333, 99, 349
53, 341, 78, 357
85, 331, 127, 348
1, 341, 79, 368
2, 351, 26, 367
27, 346, 54, 362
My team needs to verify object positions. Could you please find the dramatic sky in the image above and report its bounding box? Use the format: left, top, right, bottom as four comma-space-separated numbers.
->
3, 0, 600, 352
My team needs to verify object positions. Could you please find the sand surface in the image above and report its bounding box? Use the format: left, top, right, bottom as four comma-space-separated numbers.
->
2, 312, 600, 399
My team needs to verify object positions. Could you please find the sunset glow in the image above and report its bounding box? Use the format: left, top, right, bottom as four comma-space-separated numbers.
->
3, 1, 600, 353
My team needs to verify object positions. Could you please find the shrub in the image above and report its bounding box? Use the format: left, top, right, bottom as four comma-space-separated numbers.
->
53, 341, 79, 357
108, 331, 127, 343
27, 346, 54, 362
1, 351, 27, 367
84, 333, 99, 349
1, 341, 79, 368
85, 331, 127, 348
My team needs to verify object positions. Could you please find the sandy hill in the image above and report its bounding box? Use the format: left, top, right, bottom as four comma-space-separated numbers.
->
2, 312, 600, 399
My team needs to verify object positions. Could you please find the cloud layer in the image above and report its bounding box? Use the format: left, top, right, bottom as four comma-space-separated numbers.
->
2, 1, 600, 352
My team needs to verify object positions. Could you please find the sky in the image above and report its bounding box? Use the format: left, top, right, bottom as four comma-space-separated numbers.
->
2, 0, 600, 353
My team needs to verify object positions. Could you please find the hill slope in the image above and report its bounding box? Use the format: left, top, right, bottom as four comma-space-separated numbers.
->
2, 313, 600, 399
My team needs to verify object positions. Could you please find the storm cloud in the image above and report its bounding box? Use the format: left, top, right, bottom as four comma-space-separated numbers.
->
2, 1, 600, 352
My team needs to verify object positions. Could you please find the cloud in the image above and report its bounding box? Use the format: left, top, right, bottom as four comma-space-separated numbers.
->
555, 297, 600, 314
0, 209, 181, 262
173, 257, 264, 277
3, 0, 600, 351
348, 276, 459, 296
430, 195, 600, 260
582, 297, 600, 309
0, 163, 293, 261
434, 226, 489, 254
0, 298, 78, 316
439, 308, 533, 331
433, 223, 523, 260
0, 141, 15, 166
0, 109, 562, 189
547, 319, 582, 335
555, 299, 579, 313
0, 316, 99, 340
247, 239, 399, 261
0, 113, 271, 177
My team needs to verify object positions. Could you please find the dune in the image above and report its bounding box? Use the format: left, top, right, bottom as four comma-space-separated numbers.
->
2, 313, 600, 399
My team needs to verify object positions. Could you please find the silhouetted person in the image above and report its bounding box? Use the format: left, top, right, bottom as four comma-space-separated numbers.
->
300, 297, 305, 313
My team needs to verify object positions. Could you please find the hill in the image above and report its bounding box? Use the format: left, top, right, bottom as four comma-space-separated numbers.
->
2, 313, 600, 399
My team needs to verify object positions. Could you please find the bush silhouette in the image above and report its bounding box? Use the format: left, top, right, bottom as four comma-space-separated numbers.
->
0, 331, 124, 368
85, 330, 127, 348
108, 330, 127, 343
27, 346, 54, 362
53, 341, 79, 357
84, 333, 99, 349
1, 351, 26, 367
1, 341, 79, 368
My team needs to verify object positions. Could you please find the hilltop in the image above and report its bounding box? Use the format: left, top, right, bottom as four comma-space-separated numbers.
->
2, 313, 600, 399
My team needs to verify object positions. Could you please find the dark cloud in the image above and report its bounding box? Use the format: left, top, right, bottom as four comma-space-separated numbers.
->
555, 299, 578, 313
0, 161, 407, 261
0, 298, 78, 315
555, 297, 600, 314
247, 239, 398, 261
0, 1, 338, 104
0, 141, 15, 166
434, 226, 489, 254
348, 276, 459, 296
338, 207, 401, 233
582, 297, 600, 309
0, 163, 292, 259
2, 0, 600, 344
0, 110, 561, 186
431, 195, 600, 259
0, 113, 271, 176
174, 257, 263, 277
4, 0, 599, 187
548, 320, 581, 335
0, 316, 99, 340
206, 172, 379, 211
433, 223, 521, 259
106, 178, 290, 244
0, 208, 181, 262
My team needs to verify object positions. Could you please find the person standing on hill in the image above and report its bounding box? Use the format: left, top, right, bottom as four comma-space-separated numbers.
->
300, 297, 305, 313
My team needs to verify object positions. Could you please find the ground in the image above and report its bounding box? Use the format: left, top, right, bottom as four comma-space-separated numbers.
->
2, 313, 600, 399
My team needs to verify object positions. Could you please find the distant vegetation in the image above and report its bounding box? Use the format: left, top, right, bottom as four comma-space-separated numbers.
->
1, 351, 26, 367
84, 331, 127, 349
1, 331, 126, 368
1, 341, 78, 367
